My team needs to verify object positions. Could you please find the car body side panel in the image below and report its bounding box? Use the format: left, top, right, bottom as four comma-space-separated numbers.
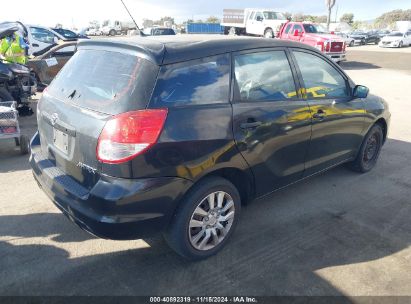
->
116, 104, 253, 183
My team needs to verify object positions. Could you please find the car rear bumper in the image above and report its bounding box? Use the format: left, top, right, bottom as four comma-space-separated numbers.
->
30, 132, 193, 240
326, 52, 346, 63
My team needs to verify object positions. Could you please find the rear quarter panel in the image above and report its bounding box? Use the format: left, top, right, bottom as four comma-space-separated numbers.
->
113, 104, 253, 181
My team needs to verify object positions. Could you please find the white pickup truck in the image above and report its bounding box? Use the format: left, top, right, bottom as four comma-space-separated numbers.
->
221, 8, 287, 38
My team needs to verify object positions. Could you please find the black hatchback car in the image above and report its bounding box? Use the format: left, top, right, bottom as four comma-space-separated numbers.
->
30, 35, 390, 260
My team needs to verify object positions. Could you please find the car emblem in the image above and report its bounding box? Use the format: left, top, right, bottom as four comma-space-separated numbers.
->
51, 113, 59, 126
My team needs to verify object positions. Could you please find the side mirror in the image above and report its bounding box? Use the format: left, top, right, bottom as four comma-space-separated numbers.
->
353, 85, 369, 98
293, 29, 300, 36
256, 16, 263, 22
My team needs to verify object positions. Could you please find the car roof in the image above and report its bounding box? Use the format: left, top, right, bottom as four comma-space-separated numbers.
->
77, 34, 317, 65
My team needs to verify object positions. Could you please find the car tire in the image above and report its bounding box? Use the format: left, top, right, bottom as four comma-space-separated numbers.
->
0, 88, 13, 102
19, 135, 30, 155
164, 176, 241, 260
349, 40, 354, 47
264, 29, 274, 38
361, 39, 366, 45
348, 124, 383, 173
109, 29, 116, 36
399, 41, 403, 48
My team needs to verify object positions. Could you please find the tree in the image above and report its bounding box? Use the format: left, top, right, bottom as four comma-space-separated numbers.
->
89, 20, 100, 29
315, 15, 328, 23
340, 13, 354, 24
292, 13, 305, 22
374, 9, 411, 28
325, 0, 336, 30
206, 16, 220, 23
283, 12, 292, 20
154, 16, 175, 26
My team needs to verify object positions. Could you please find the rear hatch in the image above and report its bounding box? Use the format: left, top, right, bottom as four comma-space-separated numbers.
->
36, 46, 159, 190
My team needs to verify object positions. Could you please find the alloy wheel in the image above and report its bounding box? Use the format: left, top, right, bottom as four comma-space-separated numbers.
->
188, 191, 235, 251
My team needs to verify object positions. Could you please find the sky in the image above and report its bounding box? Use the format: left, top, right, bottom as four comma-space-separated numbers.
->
0, 0, 410, 29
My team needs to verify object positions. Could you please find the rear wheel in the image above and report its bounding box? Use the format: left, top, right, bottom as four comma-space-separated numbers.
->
228, 27, 237, 36
264, 28, 274, 38
348, 124, 383, 173
164, 177, 241, 260
19, 135, 29, 155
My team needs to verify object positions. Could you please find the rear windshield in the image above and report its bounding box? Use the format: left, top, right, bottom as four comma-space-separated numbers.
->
47, 49, 158, 114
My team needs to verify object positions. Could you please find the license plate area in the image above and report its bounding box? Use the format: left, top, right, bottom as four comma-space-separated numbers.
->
53, 128, 69, 154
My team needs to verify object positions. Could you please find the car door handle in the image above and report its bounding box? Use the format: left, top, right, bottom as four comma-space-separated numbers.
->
240, 121, 262, 129
32, 43, 39, 47
312, 109, 326, 119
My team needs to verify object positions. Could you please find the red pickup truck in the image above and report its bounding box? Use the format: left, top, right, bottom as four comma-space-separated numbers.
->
278, 21, 346, 63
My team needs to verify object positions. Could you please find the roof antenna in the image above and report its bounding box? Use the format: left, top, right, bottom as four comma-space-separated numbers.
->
120, 0, 144, 36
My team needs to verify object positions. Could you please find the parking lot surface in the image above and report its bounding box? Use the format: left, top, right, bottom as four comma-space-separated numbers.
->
1, 48, 411, 296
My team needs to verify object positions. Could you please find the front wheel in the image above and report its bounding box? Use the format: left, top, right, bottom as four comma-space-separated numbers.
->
109, 29, 116, 36
164, 177, 241, 260
348, 124, 383, 173
399, 41, 403, 48
349, 40, 354, 47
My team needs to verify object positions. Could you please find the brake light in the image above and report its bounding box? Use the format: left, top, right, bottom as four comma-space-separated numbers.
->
97, 109, 168, 164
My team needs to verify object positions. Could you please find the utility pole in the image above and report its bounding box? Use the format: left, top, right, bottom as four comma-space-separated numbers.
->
335, 4, 339, 23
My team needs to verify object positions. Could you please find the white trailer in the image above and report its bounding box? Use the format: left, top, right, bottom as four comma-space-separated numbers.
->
221, 8, 287, 38
396, 21, 411, 33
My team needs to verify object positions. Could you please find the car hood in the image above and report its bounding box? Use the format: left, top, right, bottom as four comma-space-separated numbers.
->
305, 33, 344, 42
382, 36, 403, 42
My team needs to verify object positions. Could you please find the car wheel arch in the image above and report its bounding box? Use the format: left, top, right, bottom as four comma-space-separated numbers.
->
375, 118, 388, 144
184, 167, 255, 206
264, 28, 274, 37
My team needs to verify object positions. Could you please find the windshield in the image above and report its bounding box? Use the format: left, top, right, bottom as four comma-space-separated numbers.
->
388, 32, 402, 37
54, 29, 78, 39
303, 24, 326, 34
47, 49, 158, 114
263, 11, 285, 20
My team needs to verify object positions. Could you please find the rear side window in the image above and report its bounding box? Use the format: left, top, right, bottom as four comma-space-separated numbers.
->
150, 54, 230, 107
234, 51, 297, 102
292, 24, 303, 33
284, 24, 292, 34
47, 49, 158, 114
293, 51, 349, 99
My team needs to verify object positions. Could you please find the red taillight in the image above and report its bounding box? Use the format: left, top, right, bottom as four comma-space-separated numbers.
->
97, 109, 168, 164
